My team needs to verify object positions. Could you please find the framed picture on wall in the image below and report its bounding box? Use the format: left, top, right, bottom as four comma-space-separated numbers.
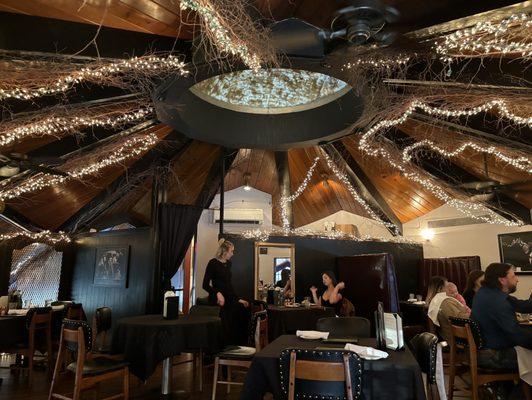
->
498, 232, 532, 274
93, 246, 130, 286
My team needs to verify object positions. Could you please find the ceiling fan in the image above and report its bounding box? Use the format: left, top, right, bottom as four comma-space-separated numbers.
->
0, 153, 67, 178
269, 0, 402, 58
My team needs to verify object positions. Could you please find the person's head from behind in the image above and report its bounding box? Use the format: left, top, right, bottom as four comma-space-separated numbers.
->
322, 270, 337, 287
445, 282, 459, 297
465, 270, 485, 293
281, 268, 291, 282
426, 276, 448, 304
216, 238, 234, 261
482, 263, 518, 294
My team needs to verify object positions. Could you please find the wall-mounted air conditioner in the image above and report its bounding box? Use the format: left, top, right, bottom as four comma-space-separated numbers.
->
212, 208, 264, 224
427, 214, 491, 229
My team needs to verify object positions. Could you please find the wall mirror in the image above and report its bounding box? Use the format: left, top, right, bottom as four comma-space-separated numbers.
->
254, 242, 295, 300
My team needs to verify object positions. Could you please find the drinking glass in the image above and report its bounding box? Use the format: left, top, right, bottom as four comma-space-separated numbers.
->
416, 295, 423, 302
409, 293, 415, 300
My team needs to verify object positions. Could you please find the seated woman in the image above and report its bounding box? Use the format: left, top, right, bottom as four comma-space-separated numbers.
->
275, 269, 293, 299
446, 282, 471, 314
310, 270, 345, 316
202, 238, 250, 345
426, 276, 470, 342
462, 270, 485, 308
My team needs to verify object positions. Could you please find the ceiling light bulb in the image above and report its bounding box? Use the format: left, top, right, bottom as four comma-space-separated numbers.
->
243, 185, 251, 191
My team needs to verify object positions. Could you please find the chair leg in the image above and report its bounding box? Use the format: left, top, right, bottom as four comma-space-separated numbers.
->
227, 366, 231, 394
123, 367, 130, 399
448, 352, 455, 400
523, 381, 531, 400
198, 350, 203, 392
469, 365, 479, 400
211, 357, 219, 400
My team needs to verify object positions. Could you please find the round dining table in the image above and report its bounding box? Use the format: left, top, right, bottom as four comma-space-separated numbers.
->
111, 314, 223, 398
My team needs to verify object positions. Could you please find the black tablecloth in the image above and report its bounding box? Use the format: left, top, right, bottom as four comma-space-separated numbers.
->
399, 301, 427, 326
267, 306, 336, 341
0, 310, 63, 352
240, 335, 426, 400
111, 314, 223, 380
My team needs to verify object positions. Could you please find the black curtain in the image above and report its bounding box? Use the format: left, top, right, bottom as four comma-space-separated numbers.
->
158, 203, 204, 291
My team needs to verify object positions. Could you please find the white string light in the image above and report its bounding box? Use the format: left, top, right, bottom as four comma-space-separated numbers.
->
240, 227, 418, 244
0, 55, 188, 101
0, 230, 71, 244
402, 140, 532, 174
0, 107, 153, 148
280, 156, 320, 231
321, 150, 401, 235
0, 133, 158, 200
435, 13, 532, 61
343, 54, 413, 70
179, 0, 262, 72
360, 98, 532, 155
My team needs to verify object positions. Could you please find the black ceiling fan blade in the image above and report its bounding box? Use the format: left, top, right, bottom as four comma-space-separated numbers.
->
270, 18, 326, 58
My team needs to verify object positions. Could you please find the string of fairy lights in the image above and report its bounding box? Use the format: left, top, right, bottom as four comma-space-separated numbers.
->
402, 140, 532, 173
0, 107, 153, 148
343, 54, 413, 70
0, 230, 71, 244
435, 13, 532, 61
0, 55, 188, 101
179, 0, 262, 72
0, 133, 158, 201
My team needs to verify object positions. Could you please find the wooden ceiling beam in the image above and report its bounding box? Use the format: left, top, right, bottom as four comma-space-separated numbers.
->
274, 151, 293, 228
321, 143, 402, 235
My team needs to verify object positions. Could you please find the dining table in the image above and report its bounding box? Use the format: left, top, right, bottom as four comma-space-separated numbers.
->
240, 334, 427, 400
266, 305, 336, 341
111, 314, 223, 398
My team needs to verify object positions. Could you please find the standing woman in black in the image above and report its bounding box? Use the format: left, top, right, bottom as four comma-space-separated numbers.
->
202, 239, 250, 345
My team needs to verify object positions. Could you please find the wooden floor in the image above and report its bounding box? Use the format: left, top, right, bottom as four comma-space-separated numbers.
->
0, 353, 245, 400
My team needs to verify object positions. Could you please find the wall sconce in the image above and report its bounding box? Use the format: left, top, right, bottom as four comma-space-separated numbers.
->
420, 228, 435, 241
243, 172, 252, 191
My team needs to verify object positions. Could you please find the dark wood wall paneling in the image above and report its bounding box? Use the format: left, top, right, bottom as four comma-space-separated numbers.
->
70, 227, 154, 334
224, 234, 423, 304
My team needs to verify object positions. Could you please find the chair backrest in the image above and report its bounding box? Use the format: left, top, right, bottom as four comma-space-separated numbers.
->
25, 307, 52, 347
448, 317, 483, 349
61, 319, 93, 354
248, 310, 268, 351
91, 307, 112, 351
339, 297, 356, 317
65, 303, 85, 321
279, 348, 362, 400
188, 305, 220, 317
316, 317, 371, 338
409, 332, 438, 384
251, 300, 268, 313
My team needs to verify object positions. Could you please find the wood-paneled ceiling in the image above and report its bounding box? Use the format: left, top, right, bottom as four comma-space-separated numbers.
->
0, 0, 530, 233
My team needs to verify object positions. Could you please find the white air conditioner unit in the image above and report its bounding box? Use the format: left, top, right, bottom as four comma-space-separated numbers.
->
427, 214, 491, 229
213, 208, 264, 224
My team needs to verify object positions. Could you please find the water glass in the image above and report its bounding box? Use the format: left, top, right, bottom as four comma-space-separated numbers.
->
416, 295, 423, 302
409, 293, 415, 300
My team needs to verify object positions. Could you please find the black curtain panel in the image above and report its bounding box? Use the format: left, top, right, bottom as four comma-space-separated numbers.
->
158, 203, 204, 291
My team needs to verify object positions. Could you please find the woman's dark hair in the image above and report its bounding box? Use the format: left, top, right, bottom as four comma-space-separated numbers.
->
482, 263, 513, 290
322, 270, 337, 286
281, 269, 291, 281
426, 276, 447, 305
464, 270, 485, 293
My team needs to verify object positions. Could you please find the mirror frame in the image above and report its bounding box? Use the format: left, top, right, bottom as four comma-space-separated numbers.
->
254, 242, 296, 300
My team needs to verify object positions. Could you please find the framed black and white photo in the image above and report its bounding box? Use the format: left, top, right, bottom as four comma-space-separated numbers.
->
498, 232, 532, 274
93, 246, 130, 286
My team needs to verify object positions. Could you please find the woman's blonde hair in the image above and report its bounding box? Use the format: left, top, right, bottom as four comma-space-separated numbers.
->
216, 238, 234, 258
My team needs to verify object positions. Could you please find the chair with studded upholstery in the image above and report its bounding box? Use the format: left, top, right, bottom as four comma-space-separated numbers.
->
211, 310, 268, 399
9, 307, 53, 384
279, 348, 363, 400
448, 317, 526, 400
410, 332, 438, 400
48, 319, 129, 400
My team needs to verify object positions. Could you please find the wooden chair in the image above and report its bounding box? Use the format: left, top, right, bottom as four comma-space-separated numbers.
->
10, 307, 53, 383
316, 316, 371, 338
49, 319, 129, 400
91, 307, 112, 354
279, 348, 362, 400
211, 310, 268, 399
65, 303, 86, 321
448, 317, 526, 400
410, 332, 438, 400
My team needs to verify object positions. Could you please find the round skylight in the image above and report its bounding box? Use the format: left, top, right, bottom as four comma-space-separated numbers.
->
189, 68, 350, 114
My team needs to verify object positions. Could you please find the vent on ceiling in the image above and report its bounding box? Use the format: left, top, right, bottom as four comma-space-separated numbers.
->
427, 215, 491, 229
213, 208, 264, 225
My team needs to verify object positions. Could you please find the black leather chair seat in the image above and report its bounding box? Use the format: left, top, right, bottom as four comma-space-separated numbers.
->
216, 345, 256, 360
67, 358, 129, 376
